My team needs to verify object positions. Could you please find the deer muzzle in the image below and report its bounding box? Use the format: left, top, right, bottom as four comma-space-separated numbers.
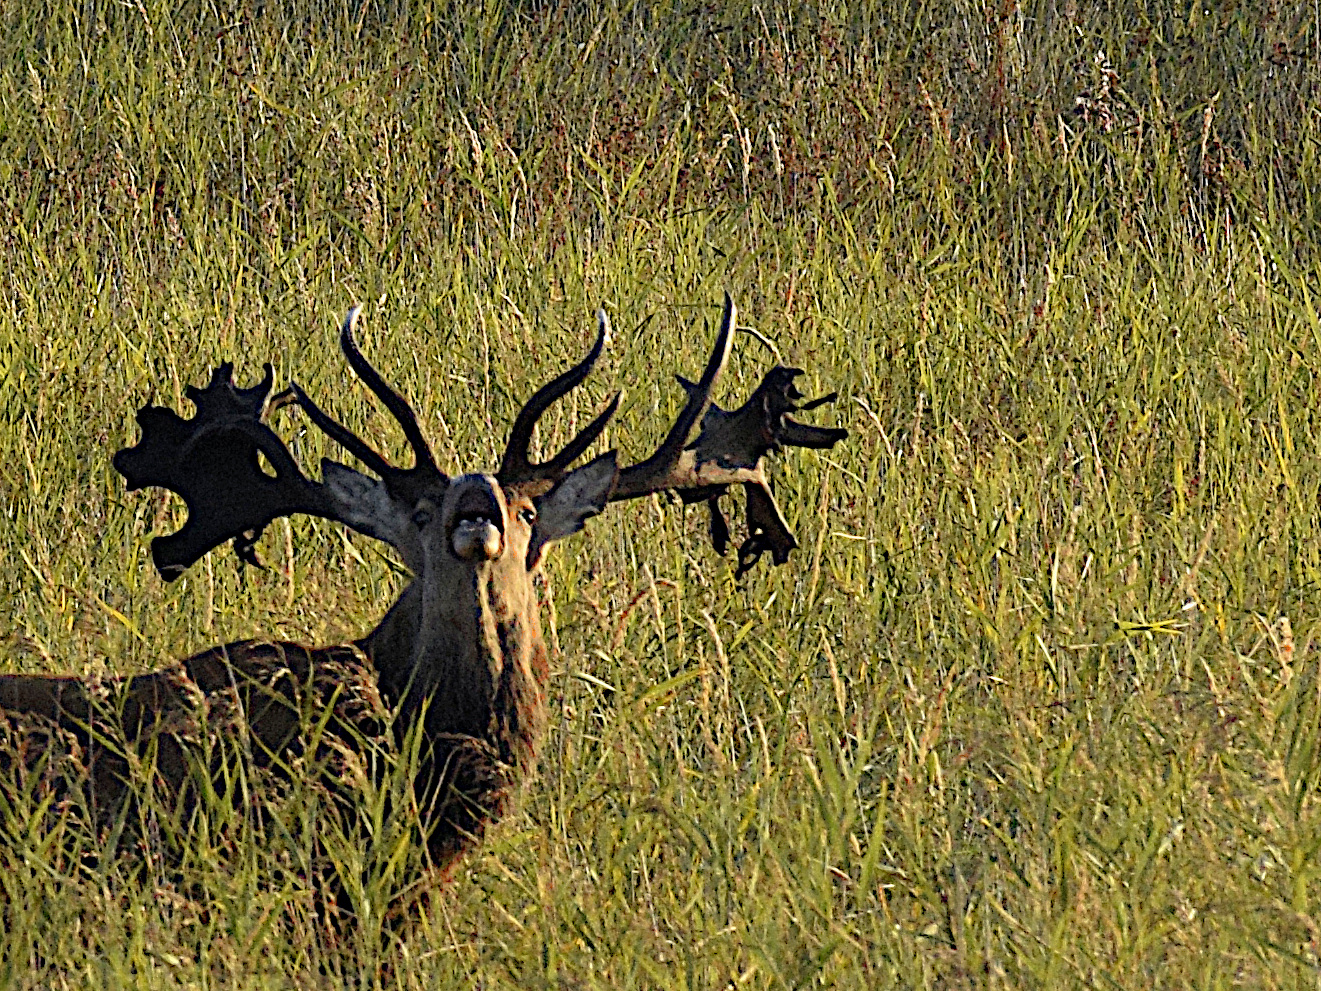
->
452, 518, 503, 561
445, 475, 508, 562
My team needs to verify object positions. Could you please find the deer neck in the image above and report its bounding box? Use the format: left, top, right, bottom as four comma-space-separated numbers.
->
357, 561, 548, 768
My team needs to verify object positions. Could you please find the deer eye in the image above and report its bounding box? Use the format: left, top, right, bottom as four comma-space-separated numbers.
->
518, 506, 537, 527
411, 507, 433, 528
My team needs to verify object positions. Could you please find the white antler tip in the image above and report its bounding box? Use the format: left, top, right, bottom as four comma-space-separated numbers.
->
339, 305, 364, 344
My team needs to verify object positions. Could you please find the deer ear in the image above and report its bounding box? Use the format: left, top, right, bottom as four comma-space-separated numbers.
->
526, 452, 618, 569
321, 459, 425, 573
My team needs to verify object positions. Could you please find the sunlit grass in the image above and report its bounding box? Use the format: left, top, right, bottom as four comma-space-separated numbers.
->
2, 0, 1321, 986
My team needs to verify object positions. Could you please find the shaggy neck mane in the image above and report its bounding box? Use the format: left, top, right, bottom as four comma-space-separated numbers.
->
357, 561, 547, 773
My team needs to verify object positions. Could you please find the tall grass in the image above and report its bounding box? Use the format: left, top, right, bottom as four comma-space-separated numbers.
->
3, 0, 1321, 986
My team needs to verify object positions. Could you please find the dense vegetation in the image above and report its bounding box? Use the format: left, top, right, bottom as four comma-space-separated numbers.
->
2, 0, 1321, 986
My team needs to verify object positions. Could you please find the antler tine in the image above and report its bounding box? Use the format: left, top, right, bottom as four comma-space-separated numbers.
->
534, 390, 622, 480
497, 309, 615, 485
610, 292, 735, 500
288, 380, 396, 480
338, 307, 441, 478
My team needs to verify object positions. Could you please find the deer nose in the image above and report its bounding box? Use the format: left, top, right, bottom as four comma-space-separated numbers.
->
444, 474, 509, 561
452, 516, 503, 561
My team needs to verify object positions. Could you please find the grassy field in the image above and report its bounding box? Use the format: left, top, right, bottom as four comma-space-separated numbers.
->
2, 0, 1321, 986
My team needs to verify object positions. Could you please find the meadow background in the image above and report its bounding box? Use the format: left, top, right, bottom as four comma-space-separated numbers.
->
1, 0, 1320, 986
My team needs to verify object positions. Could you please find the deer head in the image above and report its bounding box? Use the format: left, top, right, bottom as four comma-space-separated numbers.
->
115, 305, 618, 761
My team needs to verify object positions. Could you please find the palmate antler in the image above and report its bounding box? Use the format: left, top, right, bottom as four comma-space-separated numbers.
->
113, 309, 454, 580
111, 364, 334, 579
609, 293, 848, 576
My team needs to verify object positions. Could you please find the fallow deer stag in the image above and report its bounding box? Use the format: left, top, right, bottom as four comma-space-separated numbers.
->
0, 293, 846, 886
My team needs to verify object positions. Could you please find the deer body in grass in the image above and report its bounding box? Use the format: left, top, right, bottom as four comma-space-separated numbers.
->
0, 295, 846, 876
